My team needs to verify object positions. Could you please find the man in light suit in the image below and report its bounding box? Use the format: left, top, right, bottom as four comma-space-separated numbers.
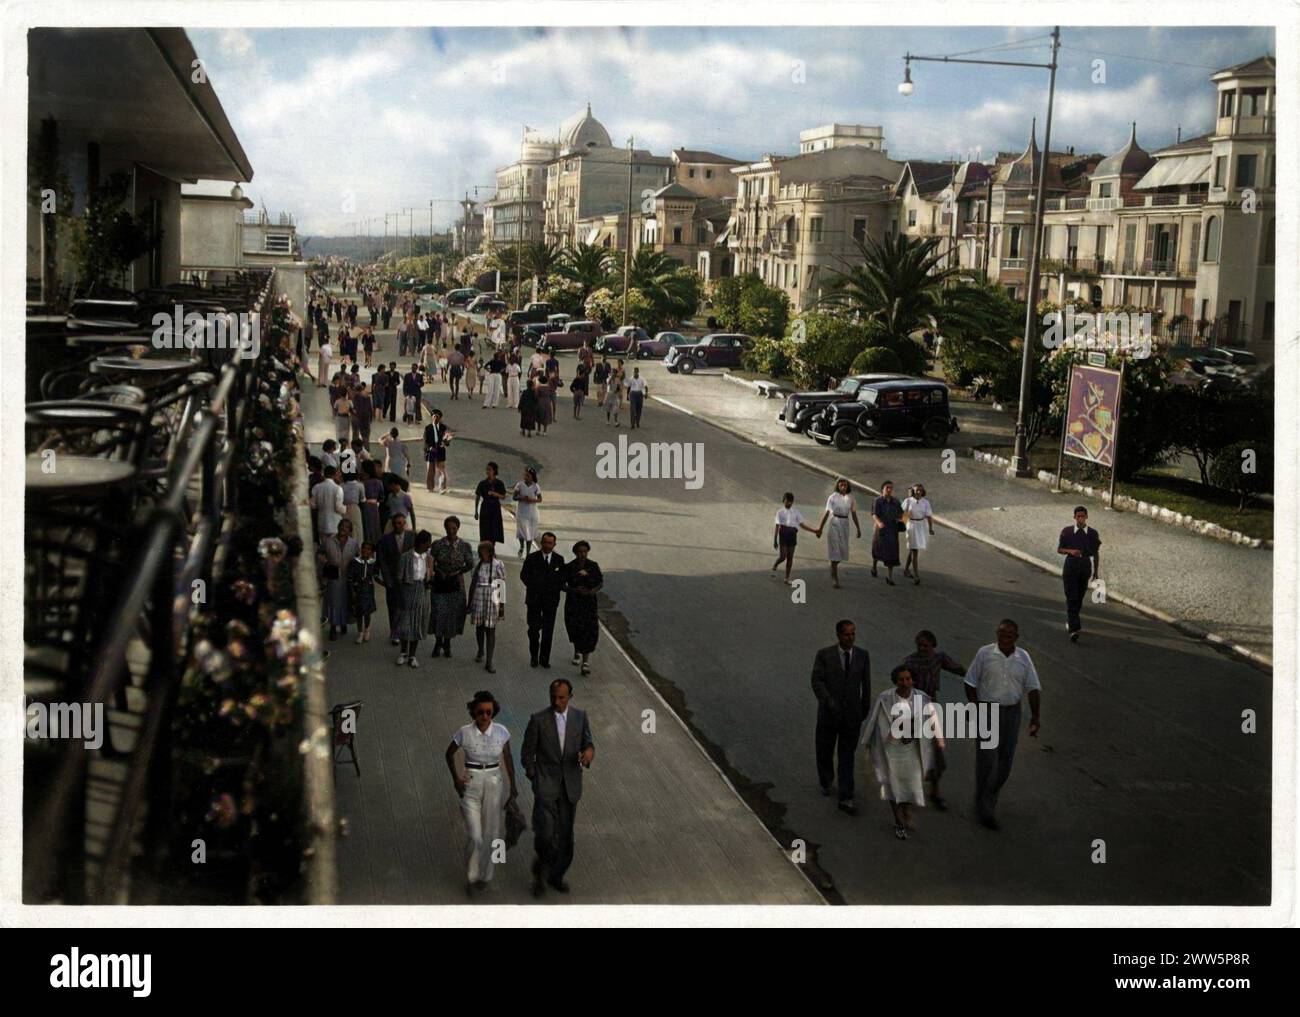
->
811, 619, 871, 815
521, 678, 595, 896
310, 464, 346, 537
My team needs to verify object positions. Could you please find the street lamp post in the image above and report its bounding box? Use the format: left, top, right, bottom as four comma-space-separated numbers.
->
901, 26, 1060, 478
622, 136, 634, 326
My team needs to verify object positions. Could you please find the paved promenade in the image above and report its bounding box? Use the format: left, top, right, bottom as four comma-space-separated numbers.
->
301, 323, 822, 906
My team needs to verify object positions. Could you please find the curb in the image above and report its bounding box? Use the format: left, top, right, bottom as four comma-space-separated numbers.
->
968, 449, 1273, 551
650, 393, 1272, 672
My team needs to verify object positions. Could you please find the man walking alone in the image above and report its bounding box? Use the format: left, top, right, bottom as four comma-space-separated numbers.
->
810, 620, 871, 815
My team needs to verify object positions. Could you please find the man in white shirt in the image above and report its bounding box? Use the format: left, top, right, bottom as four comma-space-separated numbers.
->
310, 464, 346, 537
964, 618, 1041, 830
627, 368, 648, 429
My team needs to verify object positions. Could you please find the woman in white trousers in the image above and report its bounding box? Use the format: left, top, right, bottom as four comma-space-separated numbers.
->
445, 691, 519, 893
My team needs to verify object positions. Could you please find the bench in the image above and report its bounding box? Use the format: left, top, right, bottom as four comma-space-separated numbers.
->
753, 380, 786, 399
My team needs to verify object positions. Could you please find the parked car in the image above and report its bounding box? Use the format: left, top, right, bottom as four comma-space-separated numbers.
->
637, 331, 693, 359
537, 319, 601, 353
779, 373, 914, 437
467, 296, 508, 315
1206, 346, 1259, 368
594, 326, 651, 355
444, 287, 480, 309
808, 379, 958, 451
663, 333, 751, 374
506, 302, 553, 335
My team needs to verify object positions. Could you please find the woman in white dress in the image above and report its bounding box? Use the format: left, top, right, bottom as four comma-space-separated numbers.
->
444, 691, 519, 893
316, 338, 334, 388
814, 478, 861, 589
864, 664, 944, 840
901, 483, 935, 585
512, 466, 542, 557
505, 356, 521, 408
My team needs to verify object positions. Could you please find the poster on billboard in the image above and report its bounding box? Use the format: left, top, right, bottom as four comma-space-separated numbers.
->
1061, 363, 1124, 468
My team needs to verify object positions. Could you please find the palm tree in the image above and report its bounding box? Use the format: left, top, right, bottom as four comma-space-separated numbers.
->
823, 233, 1013, 346
626, 248, 698, 316
524, 241, 563, 283
556, 242, 613, 298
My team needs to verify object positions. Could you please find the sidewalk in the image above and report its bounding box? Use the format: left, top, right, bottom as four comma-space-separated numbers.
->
299, 333, 822, 905
644, 364, 1272, 665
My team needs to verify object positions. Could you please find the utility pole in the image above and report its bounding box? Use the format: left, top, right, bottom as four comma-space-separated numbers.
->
622, 135, 634, 326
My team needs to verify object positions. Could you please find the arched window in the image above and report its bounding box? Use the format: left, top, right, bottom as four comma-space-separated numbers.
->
1203, 216, 1221, 263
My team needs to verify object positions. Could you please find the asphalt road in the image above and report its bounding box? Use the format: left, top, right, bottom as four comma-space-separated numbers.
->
409, 350, 1270, 906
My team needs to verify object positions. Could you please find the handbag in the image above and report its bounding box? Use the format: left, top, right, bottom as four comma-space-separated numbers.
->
504, 797, 527, 848
322, 563, 340, 580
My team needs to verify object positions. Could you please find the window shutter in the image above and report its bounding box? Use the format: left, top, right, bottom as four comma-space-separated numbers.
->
1142, 224, 1155, 269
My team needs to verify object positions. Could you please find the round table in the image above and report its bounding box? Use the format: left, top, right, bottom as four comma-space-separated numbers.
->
26, 454, 137, 496
90, 355, 201, 387
67, 334, 155, 352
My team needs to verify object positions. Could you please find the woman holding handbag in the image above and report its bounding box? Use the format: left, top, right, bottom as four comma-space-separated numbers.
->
429, 515, 475, 658
444, 690, 519, 894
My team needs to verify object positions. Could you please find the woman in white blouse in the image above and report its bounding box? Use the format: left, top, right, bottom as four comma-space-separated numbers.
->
512, 466, 542, 558
444, 691, 519, 893
814, 478, 861, 589
901, 483, 935, 585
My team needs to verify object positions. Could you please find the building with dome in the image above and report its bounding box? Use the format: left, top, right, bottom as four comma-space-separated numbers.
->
542, 104, 673, 246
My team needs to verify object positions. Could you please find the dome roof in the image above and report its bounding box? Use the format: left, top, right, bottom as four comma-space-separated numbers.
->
561, 103, 612, 151
1092, 123, 1155, 178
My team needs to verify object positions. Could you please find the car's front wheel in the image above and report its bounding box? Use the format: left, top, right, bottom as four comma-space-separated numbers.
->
678, 358, 696, 375
833, 426, 859, 452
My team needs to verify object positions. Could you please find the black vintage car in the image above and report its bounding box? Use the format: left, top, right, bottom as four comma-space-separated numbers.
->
808, 379, 958, 451
779, 373, 913, 438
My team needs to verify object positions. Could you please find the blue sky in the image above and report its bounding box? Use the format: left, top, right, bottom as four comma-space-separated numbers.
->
188, 24, 1275, 237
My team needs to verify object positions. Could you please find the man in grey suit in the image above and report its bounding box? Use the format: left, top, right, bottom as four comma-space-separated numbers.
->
521, 678, 595, 896
811, 619, 871, 815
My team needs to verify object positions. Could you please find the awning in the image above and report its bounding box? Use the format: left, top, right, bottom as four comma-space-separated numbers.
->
1134, 154, 1210, 190
774, 214, 794, 231
584, 226, 600, 245
714, 228, 731, 247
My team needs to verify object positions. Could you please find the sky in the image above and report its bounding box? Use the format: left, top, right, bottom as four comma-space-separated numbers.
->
187, 24, 1275, 238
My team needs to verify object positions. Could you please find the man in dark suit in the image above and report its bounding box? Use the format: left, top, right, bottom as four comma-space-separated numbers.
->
383, 362, 399, 421
520, 531, 565, 668
376, 513, 414, 645
1057, 506, 1101, 642
521, 678, 595, 896
811, 619, 871, 815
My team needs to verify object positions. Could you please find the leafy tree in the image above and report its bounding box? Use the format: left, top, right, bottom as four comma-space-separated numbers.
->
738, 282, 790, 338
625, 248, 699, 324
741, 337, 799, 378
1209, 440, 1273, 507
524, 241, 563, 282
540, 277, 585, 316
583, 286, 620, 330
709, 274, 756, 330
70, 171, 162, 293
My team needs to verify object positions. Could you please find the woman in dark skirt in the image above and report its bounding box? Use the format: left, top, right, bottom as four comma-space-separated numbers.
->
474, 461, 507, 547
360, 460, 384, 546
518, 378, 539, 437
395, 530, 433, 666
562, 540, 603, 676
429, 516, 475, 657
871, 479, 905, 586
347, 541, 379, 644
